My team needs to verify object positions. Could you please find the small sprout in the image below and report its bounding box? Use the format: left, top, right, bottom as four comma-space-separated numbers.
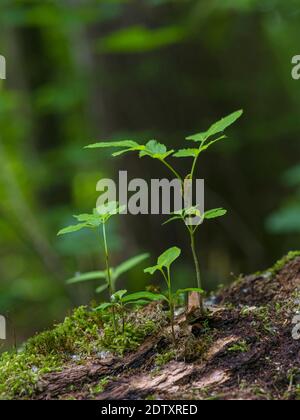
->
58, 201, 125, 334
95, 289, 165, 336
144, 247, 203, 345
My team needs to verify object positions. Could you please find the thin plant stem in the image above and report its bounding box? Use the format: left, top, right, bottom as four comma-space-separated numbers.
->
102, 223, 117, 334
161, 268, 176, 345
189, 229, 204, 314
167, 268, 176, 345
159, 159, 183, 185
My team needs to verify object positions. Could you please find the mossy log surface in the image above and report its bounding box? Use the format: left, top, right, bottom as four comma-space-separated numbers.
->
1, 252, 300, 400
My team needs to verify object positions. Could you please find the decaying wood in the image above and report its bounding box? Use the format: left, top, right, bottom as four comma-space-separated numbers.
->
35, 257, 300, 400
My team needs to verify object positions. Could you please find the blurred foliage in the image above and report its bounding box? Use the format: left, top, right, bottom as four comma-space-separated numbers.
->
0, 0, 300, 348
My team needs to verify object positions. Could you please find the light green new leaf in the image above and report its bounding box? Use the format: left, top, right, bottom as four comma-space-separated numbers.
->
204, 208, 227, 219
122, 291, 167, 303
73, 214, 94, 222
112, 148, 136, 157
139, 140, 174, 160
96, 283, 109, 294
173, 148, 199, 158
112, 289, 127, 301
85, 140, 140, 149
199, 135, 227, 152
186, 110, 243, 142
57, 223, 88, 236
96, 202, 126, 222
158, 246, 181, 268
176, 287, 204, 296
67, 270, 107, 285
145, 139, 167, 155
162, 215, 182, 226
114, 253, 149, 279
144, 265, 161, 275
95, 302, 114, 312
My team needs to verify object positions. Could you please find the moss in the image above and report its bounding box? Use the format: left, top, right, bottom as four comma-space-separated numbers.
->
25, 306, 104, 356
228, 340, 249, 353
268, 251, 300, 276
99, 317, 156, 356
89, 377, 110, 396
0, 352, 62, 400
0, 305, 162, 399
154, 349, 176, 367
0, 306, 103, 400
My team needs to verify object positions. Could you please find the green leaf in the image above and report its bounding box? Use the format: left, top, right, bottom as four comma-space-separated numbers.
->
112, 289, 127, 301
157, 246, 181, 268
66, 270, 107, 285
199, 135, 227, 152
95, 302, 114, 312
186, 110, 243, 142
96, 201, 118, 216
162, 215, 182, 226
57, 223, 88, 236
145, 140, 167, 155
204, 208, 227, 219
139, 140, 174, 160
144, 265, 161, 275
173, 148, 199, 158
114, 253, 150, 280
96, 202, 126, 222
73, 214, 94, 222
85, 140, 140, 149
97, 25, 186, 54
176, 287, 204, 295
96, 283, 109, 294
112, 148, 136, 157
122, 291, 167, 303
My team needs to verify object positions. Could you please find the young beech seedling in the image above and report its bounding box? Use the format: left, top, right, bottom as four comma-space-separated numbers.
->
96, 289, 165, 336
144, 247, 203, 344
86, 110, 243, 314
58, 201, 125, 333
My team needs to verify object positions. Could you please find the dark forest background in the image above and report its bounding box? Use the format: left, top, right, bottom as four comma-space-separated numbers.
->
1, 0, 300, 348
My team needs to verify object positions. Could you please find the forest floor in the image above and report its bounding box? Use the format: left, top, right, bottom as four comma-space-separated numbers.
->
1, 252, 300, 400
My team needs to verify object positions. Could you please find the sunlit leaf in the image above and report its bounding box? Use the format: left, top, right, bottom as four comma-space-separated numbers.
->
162, 215, 182, 226
173, 148, 199, 158
85, 140, 140, 149
97, 25, 186, 54
186, 110, 243, 142
57, 223, 88, 236
73, 214, 94, 222
112, 289, 127, 301
66, 270, 107, 284
176, 287, 204, 295
95, 302, 113, 312
199, 135, 227, 152
139, 140, 173, 160
96, 283, 109, 294
204, 208, 227, 219
157, 246, 181, 268
114, 253, 150, 279
122, 291, 167, 303
144, 265, 161, 275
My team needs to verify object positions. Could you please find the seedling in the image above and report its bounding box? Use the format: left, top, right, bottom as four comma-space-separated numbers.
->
86, 110, 243, 314
58, 201, 125, 333
66, 253, 150, 295
96, 289, 165, 335
144, 247, 203, 344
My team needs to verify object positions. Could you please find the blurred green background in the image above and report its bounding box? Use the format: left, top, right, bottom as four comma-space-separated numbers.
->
1, 0, 300, 348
